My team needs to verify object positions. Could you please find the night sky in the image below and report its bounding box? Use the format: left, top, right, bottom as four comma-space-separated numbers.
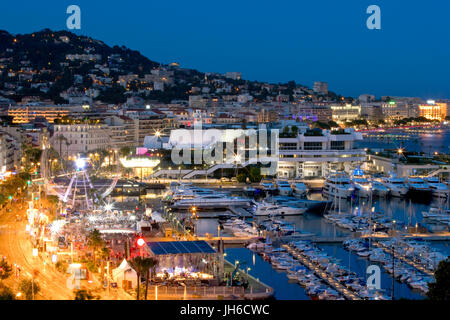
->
1, 0, 449, 99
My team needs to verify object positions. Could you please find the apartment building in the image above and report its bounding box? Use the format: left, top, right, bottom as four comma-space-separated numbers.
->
52, 123, 111, 157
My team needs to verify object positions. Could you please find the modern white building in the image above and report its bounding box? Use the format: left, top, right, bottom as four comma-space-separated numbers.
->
277, 128, 365, 178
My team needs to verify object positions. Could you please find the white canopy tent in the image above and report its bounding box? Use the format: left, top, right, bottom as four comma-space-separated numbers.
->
111, 259, 138, 289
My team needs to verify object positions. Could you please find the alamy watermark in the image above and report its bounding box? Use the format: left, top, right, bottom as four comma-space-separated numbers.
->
366, 265, 381, 290
366, 5, 381, 30
66, 5, 81, 30
170, 123, 279, 175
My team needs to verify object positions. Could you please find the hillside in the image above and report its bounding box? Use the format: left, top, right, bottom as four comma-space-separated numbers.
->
0, 29, 344, 105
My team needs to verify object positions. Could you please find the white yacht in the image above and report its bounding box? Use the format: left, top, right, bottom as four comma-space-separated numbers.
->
351, 169, 372, 198
171, 194, 252, 208
322, 172, 355, 199
372, 181, 390, 197
424, 177, 449, 199
352, 178, 371, 198
253, 201, 305, 216
407, 177, 432, 198
381, 175, 409, 197
291, 181, 308, 198
276, 180, 293, 196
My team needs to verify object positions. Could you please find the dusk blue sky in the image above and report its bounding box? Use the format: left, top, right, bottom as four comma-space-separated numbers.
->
1, 1, 449, 99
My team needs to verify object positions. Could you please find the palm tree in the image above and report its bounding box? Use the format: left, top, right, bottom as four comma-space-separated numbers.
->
129, 256, 145, 300
87, 229, 104, 265
56, 134, 66, 158
129, 257, 158, 300
143, 257, 158, 300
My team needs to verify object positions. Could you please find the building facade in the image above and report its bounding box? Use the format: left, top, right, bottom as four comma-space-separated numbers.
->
52, 123, 111, 157
277, 128, 365, 178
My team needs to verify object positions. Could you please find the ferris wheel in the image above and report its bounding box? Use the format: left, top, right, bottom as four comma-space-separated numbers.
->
40, 135, 120, 212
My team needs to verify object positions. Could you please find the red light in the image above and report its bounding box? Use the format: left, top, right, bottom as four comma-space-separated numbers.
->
137, 238, 145, 247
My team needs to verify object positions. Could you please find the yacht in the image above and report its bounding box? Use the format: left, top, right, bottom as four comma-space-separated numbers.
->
380, 175, 409, 197
424, 177, 449, 199
253, 201, 305, 216
322, 172, 355, 199
276, 180, 293, 196
352, 177, 372, 198
291, 181, 308, 198
407, 177, 432, 199
351, 169, 372, 198
372, 181, 390, 197
171, 194, 252, 209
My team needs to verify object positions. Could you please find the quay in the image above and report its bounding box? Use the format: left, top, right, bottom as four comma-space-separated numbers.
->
282, 244, 362, 300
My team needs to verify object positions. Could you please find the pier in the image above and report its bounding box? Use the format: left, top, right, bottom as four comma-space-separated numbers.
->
282, 244, 362, 300
371, 241, 434, 276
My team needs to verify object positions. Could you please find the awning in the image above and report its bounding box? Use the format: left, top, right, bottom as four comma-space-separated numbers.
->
146, 241, 216, 255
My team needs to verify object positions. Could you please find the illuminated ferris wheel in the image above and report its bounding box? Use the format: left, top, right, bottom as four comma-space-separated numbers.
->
40, 136, 120, 212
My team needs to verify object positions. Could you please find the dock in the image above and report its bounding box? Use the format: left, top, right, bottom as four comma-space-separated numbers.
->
229, 206, 254, 218
282, 244, 363, 300
371, 241, 434, 276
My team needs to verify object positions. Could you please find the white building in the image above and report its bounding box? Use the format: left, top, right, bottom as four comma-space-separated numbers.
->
330, 104, 361, 122
278, 128, 365, 178
52, 123, 111, 157
0, 132, 20, 174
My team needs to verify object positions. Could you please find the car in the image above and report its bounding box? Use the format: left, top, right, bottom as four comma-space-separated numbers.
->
231, 177, 238, 182
220, 177, 230, 182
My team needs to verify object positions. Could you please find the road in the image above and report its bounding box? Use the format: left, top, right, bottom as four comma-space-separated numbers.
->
0, 200, 132, 300
0, 202, 74, 299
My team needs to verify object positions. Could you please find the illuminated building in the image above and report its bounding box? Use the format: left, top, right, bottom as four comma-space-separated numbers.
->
418, 101, 447, 121
8, 105, 72, 123
278, 128, 365, 178
330, 104, 361, 122
52, 123, 110, 157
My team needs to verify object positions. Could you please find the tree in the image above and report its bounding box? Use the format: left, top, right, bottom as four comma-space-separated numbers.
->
236, 173, 247, 183
0, 258, 12, 282
74, 289, 98, 300
119, 146, 132, 157
19, 278, 40, 300
87, 229, 105, 265
248, 167, 262, 183
328, 120, 340, 128
0, 283, 15, 300
128, 256, 159, 300
143, 257, 158, 300
129, 256, 145, 300
291, 125, 299, 136
427, 258, 450, 300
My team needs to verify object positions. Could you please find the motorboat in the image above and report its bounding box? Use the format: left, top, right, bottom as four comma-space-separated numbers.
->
407, 177, 432, 197
253, 201, 305, 216
260, 180, 277, 191
424, 177, 449, 199
351, 169, 372, 198
380, 174, 409, 197
322, 172, 355, 199
352, 177, 372, 198
170, 194, 252, 209
276, 180, 293, 196
291, 181, 308, 198
372, 181, 390, 197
